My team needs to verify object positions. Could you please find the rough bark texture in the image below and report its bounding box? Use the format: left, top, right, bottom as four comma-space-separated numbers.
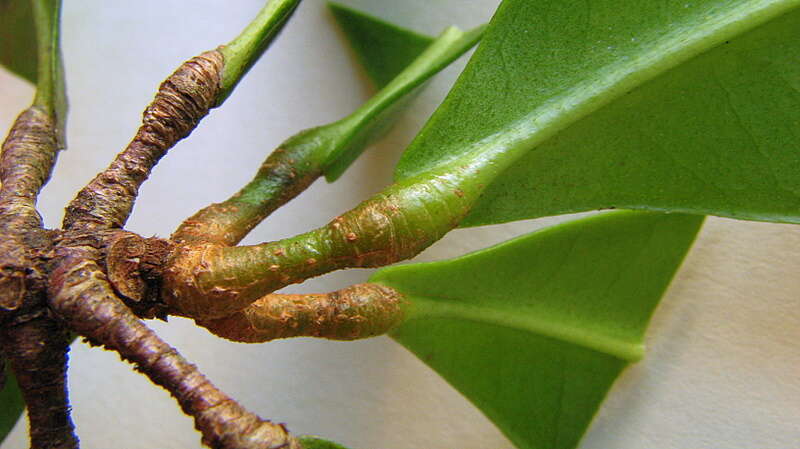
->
0, 46, 314, 448
0, 24, 459, 446
0, 104, 79, 448
63, 50, 224, 231
0, 106, 59, 231
105, 232, 174, 319
199, 283, 406, 343
0, 314, 77, 449
48, 245, 300, 449
163, 167, 480, 320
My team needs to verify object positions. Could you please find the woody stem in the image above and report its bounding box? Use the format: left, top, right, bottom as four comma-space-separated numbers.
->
0, 315, 78, 449
48, 247, 300, 449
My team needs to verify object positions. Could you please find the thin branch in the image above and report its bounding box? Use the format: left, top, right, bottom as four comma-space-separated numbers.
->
198, 283, 405, 343
163, 158, 493, 320
63, 50, 224, 231
48, 246, 300, 449
0, 106, 59, 231
0, 314, 78, 449
64, 1, 302, 232
172, 134, 324, 246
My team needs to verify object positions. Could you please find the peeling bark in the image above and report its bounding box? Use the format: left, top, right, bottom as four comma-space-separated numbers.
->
0, 45, 307, 447
0, 12, 474, 447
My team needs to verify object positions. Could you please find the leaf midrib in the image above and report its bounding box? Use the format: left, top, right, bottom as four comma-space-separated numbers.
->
399, 294, 644, 362
401, 0, 800, 180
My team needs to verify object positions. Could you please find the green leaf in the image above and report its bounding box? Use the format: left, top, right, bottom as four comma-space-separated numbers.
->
299, 436, 353, 449
1, 367, 24, 445
328, 2, 433, 88
298, 5, 484, 181
395, 0, 800, 226
0, 0, 37, 83
371, 211, 704, 449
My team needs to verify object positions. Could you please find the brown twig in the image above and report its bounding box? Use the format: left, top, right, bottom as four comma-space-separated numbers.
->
0, 313, 78, 449
0, 106, 59, 231
48, 245, 301, 449
63, 50, 224, 231
198, 283, 406, 343
0, 102, 80, 448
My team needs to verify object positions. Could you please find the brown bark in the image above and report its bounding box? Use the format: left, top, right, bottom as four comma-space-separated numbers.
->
0, 20, 433, 447
63, 50, 224, 231
0, 106, 59, 231
0, 102, 79, 448
48, 245, 300, 449
198, 283, 406, 343
0, 313, 77, 449
0, 46, 312, 448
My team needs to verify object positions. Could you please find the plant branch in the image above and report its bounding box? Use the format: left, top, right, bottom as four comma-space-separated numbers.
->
64, 1, 302, 232
198, 283, 405, 343
163, 156, 497, 320
48, 246, 300, 449
172, 130, 326, 246
0, 314, 77, 449
63, 50, 224, 231
173, 23, 484, 247
0, 107, 59, 231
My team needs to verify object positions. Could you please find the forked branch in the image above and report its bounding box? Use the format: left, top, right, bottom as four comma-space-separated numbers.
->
163, 156, 494, 320
2, 1, 487, 447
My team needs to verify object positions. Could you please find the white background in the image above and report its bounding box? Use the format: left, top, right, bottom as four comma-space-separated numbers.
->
1, 1, 799, 448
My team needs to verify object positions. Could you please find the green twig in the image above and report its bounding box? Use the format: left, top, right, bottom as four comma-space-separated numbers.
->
217, 0, 302, 105
30, 0, 66, 146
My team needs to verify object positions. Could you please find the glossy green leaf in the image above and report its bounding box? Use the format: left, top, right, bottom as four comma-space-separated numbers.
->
371, 211, 704, 449
329, 2, 433, 88
299, 436, 353, 449
395, 0, 800, 226
0, 0, 37, 83
309, 5, 484, 181
1, 366, 24, 445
